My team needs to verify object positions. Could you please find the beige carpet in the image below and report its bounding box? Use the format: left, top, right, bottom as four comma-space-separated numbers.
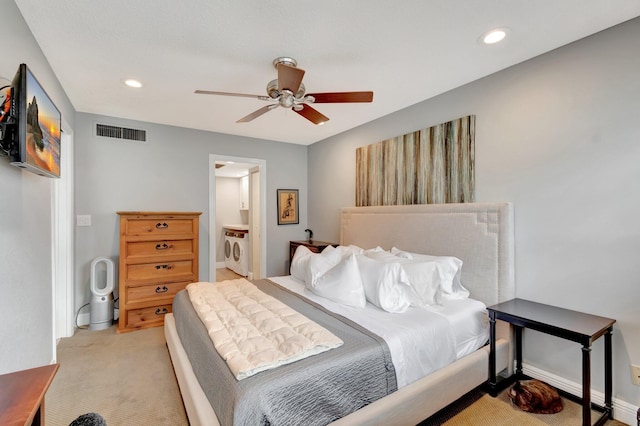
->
45, 325, 188, 425
46, 323, 628, 426
441, 388, 627, 426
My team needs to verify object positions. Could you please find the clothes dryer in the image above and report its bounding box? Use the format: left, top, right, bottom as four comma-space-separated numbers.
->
224, 230, 248, 276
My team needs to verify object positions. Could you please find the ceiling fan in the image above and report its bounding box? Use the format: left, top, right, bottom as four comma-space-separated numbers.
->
195, 57, 373, 125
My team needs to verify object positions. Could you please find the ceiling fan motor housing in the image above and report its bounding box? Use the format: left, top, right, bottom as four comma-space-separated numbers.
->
267, 79, 306, 100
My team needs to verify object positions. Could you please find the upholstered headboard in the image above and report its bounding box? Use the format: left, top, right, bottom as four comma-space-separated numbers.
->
340, 203, 515, 306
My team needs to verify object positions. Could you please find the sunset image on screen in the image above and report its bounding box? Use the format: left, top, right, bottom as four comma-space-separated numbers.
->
25, 71, 61, 176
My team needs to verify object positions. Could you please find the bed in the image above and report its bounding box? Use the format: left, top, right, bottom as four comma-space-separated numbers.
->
164, 202, 515, 425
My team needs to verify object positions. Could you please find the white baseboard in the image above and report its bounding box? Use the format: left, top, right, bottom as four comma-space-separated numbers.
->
215, 261, 226, 269
523, 363, 639, 425
77, 312, 90, 327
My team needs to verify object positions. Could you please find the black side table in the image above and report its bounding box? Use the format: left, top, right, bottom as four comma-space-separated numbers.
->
487, 298, 615, 426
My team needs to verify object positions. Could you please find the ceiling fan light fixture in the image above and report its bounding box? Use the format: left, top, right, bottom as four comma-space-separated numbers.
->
280, 90, 295, 108
267, 79, 280, 98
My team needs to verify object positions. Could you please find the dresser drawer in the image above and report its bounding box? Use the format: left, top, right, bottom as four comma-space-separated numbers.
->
126, 239, 194, 258
126, 260, 194, 282
125, 219, 195, 236
126, 281, 190, 303
125, 304, 172, 329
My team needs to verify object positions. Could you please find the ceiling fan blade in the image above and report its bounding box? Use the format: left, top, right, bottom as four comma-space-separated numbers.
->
195, 90, 264, 99
237, 104, 278, 123
307, 91, 374, 103
294, 104, 330, 125
277, 63, 305, 94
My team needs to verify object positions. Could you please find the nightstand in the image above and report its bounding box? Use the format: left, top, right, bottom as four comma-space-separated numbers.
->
487, 298, 615, 426
289, 240, 337, 271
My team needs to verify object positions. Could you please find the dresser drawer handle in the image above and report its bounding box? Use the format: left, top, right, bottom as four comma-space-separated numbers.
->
155, 308, 169, 315
155, 286, 169, 293
154, 264, 173, 270
155, 243, 169, 250
155, 222, 169, 229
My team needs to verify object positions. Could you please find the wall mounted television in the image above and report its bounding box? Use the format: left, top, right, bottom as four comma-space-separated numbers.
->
0, 63, 61, 178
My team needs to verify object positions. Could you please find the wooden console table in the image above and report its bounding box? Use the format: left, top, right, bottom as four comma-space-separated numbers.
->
0, 363, 59, 426
487, 298, 615, 426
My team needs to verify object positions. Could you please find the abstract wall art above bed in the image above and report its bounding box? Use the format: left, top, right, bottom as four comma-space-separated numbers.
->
356, 115, 475, 206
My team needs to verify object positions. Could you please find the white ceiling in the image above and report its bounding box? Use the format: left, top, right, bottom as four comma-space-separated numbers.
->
215, 162, 252, 178
14, 1, 640, 145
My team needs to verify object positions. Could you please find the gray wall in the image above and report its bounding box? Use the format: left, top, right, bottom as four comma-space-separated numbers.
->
0, 0, 76, 374
74, 113, 308, 311
309, 18, 640, 404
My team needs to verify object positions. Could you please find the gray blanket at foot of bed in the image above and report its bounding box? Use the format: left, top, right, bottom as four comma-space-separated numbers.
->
173, 279, 397, 426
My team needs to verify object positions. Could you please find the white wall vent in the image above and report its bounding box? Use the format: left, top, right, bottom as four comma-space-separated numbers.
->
96, 123, 147, 142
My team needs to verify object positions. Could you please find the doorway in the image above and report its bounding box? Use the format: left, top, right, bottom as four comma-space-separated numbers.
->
209, 154, 266, 282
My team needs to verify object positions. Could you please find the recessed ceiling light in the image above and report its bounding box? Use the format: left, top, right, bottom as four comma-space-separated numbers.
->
480, 28, 509, 45
124, 79, 142, 88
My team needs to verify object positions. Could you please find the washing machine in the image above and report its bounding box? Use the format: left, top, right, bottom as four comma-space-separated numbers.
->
224, 230, 249, 276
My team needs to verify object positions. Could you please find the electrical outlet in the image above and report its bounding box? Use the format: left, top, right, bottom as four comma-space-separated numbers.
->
631, 364, 640, 386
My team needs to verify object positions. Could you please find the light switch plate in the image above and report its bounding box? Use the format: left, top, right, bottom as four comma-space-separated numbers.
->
76, 214, 92, 227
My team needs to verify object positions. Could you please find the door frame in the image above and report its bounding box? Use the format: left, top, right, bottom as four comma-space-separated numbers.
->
249, 166, 261, 279
208, 154, 266, 281
53, 125, 75, 345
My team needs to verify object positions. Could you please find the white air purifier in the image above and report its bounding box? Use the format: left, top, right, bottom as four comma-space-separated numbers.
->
89, 256, 115, 331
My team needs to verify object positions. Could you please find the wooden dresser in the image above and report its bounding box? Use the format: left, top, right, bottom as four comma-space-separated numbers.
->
117, 211, 201, 333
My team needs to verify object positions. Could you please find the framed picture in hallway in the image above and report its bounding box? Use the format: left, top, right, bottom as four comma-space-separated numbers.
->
277, 189, 299, 225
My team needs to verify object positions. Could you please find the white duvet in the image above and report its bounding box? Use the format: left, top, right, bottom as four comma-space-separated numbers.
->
269, 275, 489, 388
186, 279, 343, 380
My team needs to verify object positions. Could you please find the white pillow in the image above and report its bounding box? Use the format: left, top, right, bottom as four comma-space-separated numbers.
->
363, 246, 384, 254
397, 259, 443, 307
362, 249, 443, 306
356, 255, 411, 313
391, 247, 469, 299
310, 254, 366, 308
321, 244, 336, 254
338, 245, 365, 257
290, 245, 313, 283
305, 246, 344, 288
364, 248, 398, 261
